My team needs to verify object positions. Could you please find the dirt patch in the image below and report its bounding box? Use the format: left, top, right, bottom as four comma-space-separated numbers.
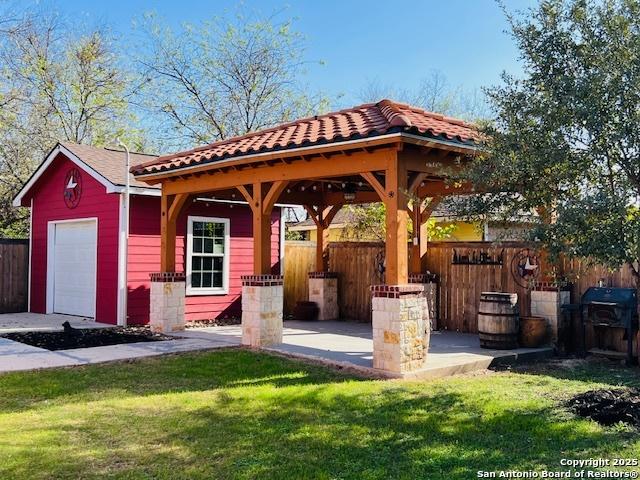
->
567, 388, 640, 427
1, 325, 172, 351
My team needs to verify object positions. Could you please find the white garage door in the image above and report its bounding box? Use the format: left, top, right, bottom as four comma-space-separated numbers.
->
52, 220, 97, 317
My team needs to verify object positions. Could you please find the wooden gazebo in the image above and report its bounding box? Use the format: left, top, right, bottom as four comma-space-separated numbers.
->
133, 99, 479, 375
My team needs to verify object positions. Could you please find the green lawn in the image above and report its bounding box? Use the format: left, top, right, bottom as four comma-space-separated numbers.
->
0, 349, 639, 479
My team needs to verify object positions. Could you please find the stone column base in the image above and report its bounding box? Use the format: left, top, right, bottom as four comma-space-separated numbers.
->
308, 272, 338, 320
149, 272, 186, 333
409, 273, 438, 330
530, 288, 570, 344
371, 284, 429, 374
241, 275, 283, 347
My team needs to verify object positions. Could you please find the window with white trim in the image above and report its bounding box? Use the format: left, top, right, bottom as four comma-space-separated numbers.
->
186, 216, 230, 295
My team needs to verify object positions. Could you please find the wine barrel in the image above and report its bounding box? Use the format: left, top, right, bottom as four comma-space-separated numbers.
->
478, 292, 519, 349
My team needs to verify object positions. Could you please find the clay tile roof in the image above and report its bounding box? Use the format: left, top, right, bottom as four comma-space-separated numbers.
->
133, 99, 480, 176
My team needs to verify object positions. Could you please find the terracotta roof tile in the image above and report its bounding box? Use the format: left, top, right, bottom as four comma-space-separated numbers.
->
133, 99, 479, 176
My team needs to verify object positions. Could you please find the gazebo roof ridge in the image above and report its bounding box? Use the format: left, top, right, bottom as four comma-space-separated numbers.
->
132, 99, 479, 177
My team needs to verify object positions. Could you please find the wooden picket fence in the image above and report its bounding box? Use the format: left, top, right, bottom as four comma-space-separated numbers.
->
284, 240, 638, 354
0, 238, 29, 313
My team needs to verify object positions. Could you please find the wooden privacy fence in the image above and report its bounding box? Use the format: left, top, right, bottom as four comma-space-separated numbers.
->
283, 241, 316, 314
284, 239, 638, 350
0, 238, 29, 313
284, 241, 383, 320
424, 241, 637, 334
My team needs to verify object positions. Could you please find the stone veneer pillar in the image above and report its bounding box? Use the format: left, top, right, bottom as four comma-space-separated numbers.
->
530, 288, 571, 344
241, 275, 283, 347
149, 272, 186, 333
371, 284, 429, 375
409, 273, 438, 331
308, 272, 339, 320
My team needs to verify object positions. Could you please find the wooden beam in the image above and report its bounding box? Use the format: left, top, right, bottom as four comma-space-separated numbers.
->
408, 172, 428, 194
383, 152, 408, 284
236, 185, 254, 205
168, 193, 189, 223
416, 180, 474, 198
360, 172, 386, 200
162, 148, 395, 196
420, 196, 443, 224
262, 181, 288, 215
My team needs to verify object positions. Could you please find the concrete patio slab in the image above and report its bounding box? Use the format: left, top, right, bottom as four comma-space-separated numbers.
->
187, 321, 553, 379
0, 315, 552, 377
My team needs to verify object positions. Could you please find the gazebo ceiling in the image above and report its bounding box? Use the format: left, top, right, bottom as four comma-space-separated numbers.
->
132, 99, 480, 179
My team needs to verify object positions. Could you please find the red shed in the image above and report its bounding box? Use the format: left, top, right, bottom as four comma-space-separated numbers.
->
12, 142, 283, 325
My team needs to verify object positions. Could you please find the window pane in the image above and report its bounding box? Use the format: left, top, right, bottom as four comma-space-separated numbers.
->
213, 257, 223, 271
192, 257, 201, 270
214, 223, 224, 237
214, 239, 224, 254
193, 222, 203, 237
193, 238, 203, 253
213, 272, 222, 287
204, 238, 214, 253
203, 257, 213, 270
191, 272, 202, 288
202, 272, 212, 287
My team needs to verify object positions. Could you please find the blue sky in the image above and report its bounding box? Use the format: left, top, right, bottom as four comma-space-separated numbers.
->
38, 0, 535, 107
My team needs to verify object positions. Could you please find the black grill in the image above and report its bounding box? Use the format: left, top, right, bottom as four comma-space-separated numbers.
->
581, 287, 638, 364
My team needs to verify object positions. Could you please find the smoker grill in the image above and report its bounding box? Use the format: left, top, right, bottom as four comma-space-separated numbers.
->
581, 287, 638, 364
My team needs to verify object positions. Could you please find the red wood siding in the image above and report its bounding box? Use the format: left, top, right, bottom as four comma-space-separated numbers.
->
127, 196, 281, 324
28, 153, 120, 324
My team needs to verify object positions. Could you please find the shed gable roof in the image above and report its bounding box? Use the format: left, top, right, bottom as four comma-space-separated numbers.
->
12, 142, 160, 207
133, 99, 480, 176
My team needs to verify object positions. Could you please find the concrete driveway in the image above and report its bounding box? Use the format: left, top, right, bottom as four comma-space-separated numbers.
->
0, 312, 111, 333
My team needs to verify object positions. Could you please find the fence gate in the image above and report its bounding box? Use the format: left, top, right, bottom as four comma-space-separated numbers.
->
0, 238, 29, 313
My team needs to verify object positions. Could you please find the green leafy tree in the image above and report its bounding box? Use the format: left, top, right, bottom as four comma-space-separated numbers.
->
340, 203, 457, 242
461, 0, 640, 287
136, 8, 328, 148
0, 8, 142, 236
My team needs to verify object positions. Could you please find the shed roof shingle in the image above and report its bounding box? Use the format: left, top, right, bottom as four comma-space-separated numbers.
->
61, 142, 159, 189
133, 99, 479, 176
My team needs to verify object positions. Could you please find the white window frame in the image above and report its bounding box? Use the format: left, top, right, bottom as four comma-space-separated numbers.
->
186, 216, 230, 296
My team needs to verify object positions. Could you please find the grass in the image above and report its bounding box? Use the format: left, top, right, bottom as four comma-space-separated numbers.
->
0, 350, 639, 479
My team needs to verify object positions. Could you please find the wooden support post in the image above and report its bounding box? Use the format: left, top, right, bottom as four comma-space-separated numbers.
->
384, 152, 409, 284
304, 203, 343, 272
410, 201, 422, 274
239, 181, 289, 275
160, 192, 189, 272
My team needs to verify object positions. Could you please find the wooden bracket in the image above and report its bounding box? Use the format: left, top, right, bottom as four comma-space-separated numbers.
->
360, 172, 386, 200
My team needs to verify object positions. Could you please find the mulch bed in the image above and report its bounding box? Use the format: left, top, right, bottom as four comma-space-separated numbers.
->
186, 317, 241, 328
1, 325, 172, 351
567, 388, 640, 427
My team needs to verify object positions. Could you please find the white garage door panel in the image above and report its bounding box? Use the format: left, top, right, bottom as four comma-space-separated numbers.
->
53, 221, 97, 317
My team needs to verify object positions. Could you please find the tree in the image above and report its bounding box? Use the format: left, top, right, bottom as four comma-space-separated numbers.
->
461, 0, 640, 287
0, 8, 142, 236
136, 9, 327, 148
339, 203, 457, 242
357, 70, 491, 122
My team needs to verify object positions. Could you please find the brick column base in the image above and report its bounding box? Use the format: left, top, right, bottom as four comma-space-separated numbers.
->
241, 275, 283, 347
530, 289, 570, 344
149, 272, 186, 333
308, 272, 338, 320
371, 284, 429, 374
